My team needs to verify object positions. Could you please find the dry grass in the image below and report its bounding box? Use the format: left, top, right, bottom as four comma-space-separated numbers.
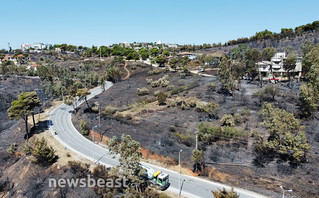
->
208, 167, 230, 183
141, 148, 198, 177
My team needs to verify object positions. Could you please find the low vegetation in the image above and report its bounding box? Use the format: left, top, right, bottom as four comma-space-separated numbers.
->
80, 119, 89, 135
255, 102, 311, 164
23, 137, 57, 165
212, 187, 239, 198
137, 87, 149, 96
198, 122, 249, 143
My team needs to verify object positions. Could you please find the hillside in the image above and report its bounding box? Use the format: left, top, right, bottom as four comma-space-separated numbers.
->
73, 61, 319, 198
199, 31, 319, 55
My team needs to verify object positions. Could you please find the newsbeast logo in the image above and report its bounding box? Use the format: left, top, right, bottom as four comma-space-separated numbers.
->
48, 175, 136, 188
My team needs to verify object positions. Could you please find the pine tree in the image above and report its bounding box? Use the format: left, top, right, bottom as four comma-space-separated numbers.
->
218, 56, 235, 93
299, 84, 317, 117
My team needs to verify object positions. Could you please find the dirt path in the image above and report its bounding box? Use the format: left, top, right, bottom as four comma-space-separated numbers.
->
123, 61, 130, 80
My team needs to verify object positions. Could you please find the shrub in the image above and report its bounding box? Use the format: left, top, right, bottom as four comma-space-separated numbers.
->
196, 102, 219, 117
24, 137, 57, 164
148, 68, 169, 75
157, 92, 167, 105
220, 114, 235, 126
212, 187, 239, 198
180, 73, 186, 79
80, 119, 89, 135
208, 82, 216, 91
167, 85, 174, 91
233, 113, 242, 124
146, 78, 153, 85
256, 84, 279, 102
198, 122, 248, 143
154, 90, 161, 96
241, 108, 250, 116
102, 105, 119, 115
299, 84, 317, 117
137, 87, 149, 96
105, 66, 122, 83
258, 102, 311, 163
150, 75, 170, 88
7, 144, 16, 155
169, 126, 176, 132
175, 132, 193, 147
168, 86, 186, 95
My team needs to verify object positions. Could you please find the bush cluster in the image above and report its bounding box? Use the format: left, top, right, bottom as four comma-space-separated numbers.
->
220, 114, 235, 126
80, 119, 89, 135
257, 102, 311, 163
137, 87, 149, 95
147, 68, 169, 75
148, 75, 170, 88
23, 137, 57, 164
175, 132, 193, 147
167, 97, 219, 117
198, 122, 249, 143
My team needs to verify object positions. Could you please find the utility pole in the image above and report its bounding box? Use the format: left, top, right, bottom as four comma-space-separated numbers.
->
179, 149, 183, 197
99, 105, 101, 138
92, 125, 98, 163
194, 131, 199, 149
8, 42, 11, 54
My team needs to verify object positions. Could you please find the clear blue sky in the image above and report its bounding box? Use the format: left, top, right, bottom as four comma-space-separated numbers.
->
1, 0, 319, 49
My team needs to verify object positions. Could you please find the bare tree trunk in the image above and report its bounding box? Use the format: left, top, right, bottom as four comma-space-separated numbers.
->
24, 116, 29, 140
32, 112, 36, 126
85, 98, 91, 112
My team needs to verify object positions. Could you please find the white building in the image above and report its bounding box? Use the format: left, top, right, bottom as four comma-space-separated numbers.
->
21, 43, 51, 52
179, 52, 197, 60
167, 44, 178, 48
21, 43, 30, 52
257, 52, 302, 81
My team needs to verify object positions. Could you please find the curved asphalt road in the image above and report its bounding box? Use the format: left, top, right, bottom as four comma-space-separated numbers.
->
49, 82, 269, 198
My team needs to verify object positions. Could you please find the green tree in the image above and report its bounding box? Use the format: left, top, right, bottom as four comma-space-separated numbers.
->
24, 92, 42, 127
106, 134, 144, 192
220, 114, 235, 127
302, 45, 319, 74
139, 48, 149, 60
156, 56, 168, 67
283, 54, 296, 87
230, 44, 249, 60
218, 56, 235, 93
80, 119, 89, 135
204, 55, 217, 65
8, 92, 41, 139
258, 102, 311, 163
191, 148, 205, 173
299, 84, 317, 117
169, 57, 179, 71
126, 50, 140, 60
163, 50, 170, 57
306, 63, 319, 101
301, 40, 314, 57
150, 48, 159, 57
76, 88, 91, 112
23, 137, 57, 164
212, 187, 239, 198
99, 76, 106, 92
245, 48, 261, 78
157, 91, 167, 105
105, 66, 122, 83
262, 47, 277, 61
